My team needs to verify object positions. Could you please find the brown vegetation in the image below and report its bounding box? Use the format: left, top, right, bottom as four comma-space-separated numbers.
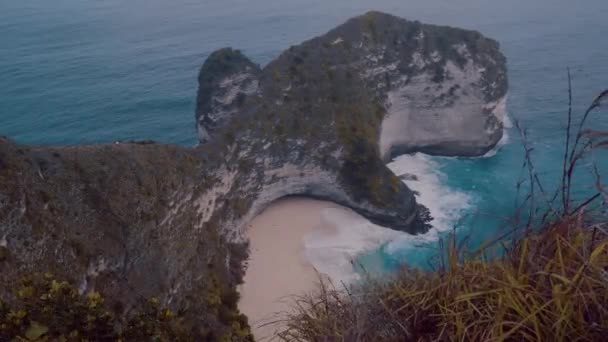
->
277, 88, 608, 341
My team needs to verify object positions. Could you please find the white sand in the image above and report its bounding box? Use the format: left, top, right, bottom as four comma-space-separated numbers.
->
238, 198, 337, 341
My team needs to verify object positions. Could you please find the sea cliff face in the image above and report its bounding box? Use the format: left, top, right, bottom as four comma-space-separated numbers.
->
195, 12, 507, 240
0, 11, 507, 336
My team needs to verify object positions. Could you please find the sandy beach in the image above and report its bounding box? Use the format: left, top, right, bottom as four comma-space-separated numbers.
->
238, 198, 338, 341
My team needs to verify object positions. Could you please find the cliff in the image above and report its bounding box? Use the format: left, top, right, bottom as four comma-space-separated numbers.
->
194, 11, 507, 239
0, 12, 507, 339
197, 11, 508, 160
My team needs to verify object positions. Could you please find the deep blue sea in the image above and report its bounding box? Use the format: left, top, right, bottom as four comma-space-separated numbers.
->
1, 0, 607, 274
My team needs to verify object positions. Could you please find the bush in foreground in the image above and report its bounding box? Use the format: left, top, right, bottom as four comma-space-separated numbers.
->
279, 88, 608, 341
0, 273, 192, 341
0, 273, 253, 341
278, 216, 608, 341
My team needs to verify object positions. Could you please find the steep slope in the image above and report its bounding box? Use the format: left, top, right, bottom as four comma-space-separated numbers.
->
194, 11, 507, 240
0, 11, 507, 338
196, 11, 508, 160
0, 138, 251, 339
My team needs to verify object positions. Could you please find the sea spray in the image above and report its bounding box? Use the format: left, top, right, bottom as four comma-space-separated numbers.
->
303, 207, 403, 284
368, 154, 474, 271
481, 128, 510, 158
481, 112, 513, 158
303, 153, 474, 284
388, 154, 473, 239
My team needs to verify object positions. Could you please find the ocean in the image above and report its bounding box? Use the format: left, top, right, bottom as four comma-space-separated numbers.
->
1, 0, 607, 280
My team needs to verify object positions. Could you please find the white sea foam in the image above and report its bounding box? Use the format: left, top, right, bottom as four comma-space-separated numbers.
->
304, 207, 402, 284
384, 154, 473, 253
482, 129, 510, 158
479, 111, 513, 158
303, 153, 473, 285
503, 113, 514, 129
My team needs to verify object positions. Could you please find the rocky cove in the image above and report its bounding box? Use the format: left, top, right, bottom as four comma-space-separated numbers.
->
0, 12, 507, 339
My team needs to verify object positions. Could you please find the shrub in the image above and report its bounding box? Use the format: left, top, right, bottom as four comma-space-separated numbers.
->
277, 218, 608, 341
0, 273, 189, 341
277, 87, 608, 341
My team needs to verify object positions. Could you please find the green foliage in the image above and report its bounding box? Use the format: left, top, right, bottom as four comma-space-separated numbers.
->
340, 138, 388, 204
335, 105, 399, 207
121, 298, 189, 341
0, 274, 189, 341
278, 218, 608, 341
197, 48, 260, 116
279, 91, 608, 341
362, 12, 378, 42
198, 273, 254, 342
230, 197, 251, 218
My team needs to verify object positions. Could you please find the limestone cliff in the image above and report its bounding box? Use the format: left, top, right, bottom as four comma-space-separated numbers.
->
197, 11, 508, 161
0, 11, 507, 337
194, 11, 507, 240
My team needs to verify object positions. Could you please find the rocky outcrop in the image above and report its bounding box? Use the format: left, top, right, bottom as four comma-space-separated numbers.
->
0, 11, 507, 336
195, 11, 507, 237
197, 12, 508, 160
0, 138, 250, 338
195, 48, 262, 143
197, 13, 507, 161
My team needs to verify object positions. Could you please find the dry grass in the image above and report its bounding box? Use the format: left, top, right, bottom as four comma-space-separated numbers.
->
277, 87, 608, 341
277, 216, 608, 342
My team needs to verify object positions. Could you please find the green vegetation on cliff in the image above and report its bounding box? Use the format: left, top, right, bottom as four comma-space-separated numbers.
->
0, 273, 253, 341
0, 140, 253, 341
1, 11, 512, 341
278, 218, 608, 341
277, 89, 608, 341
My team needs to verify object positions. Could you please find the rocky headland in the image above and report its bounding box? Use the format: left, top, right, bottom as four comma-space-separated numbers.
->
0, 11, 507, 339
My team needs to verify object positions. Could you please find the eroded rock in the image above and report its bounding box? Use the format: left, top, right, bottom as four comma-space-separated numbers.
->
0, 11, 507, 335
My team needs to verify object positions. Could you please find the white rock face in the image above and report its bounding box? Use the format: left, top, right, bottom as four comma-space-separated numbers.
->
195, 49, 263, 140
194, 12, 508, 238
485, 94, 509, 127
377, 53, 505, 158
197, 122, 211, 143
204, 72, 259, 130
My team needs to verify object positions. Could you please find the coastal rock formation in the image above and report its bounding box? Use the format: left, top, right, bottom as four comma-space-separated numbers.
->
0, 138, 249, 338
195, 49, 262, 143
0, 12, 507, 337
197, 11, 508, 161
194, 12, 507, 240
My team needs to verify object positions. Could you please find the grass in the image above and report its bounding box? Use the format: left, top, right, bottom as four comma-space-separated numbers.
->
277, 217, 608, 341
0, 274, 189, 341
0, 272, 254, 341
276, 87, 608, 341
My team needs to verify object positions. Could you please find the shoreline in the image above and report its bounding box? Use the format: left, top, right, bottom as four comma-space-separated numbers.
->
238, 149, 479, 340
238, 198, 338, 341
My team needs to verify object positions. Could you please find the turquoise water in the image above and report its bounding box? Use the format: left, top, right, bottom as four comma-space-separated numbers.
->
1, 0, 607, 272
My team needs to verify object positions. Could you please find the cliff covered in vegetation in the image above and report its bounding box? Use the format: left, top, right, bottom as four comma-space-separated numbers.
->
278, 218, 608, 341
277, 86, 608, 342
0, 12, 507, 340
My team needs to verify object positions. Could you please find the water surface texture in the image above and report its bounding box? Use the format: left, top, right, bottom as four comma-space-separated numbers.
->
1, 0, 607, 273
